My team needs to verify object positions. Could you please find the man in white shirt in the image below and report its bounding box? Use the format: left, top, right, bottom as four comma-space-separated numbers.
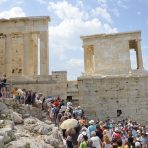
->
90, 131, 102, 148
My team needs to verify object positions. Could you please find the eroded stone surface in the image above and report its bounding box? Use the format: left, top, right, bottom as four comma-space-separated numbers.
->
0, 100, 64, 148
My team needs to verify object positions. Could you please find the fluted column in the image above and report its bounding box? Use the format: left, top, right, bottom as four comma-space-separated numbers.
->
33, 40, 38, 75
22, 33, 30, 76
39, 31, 49, 76
5, 34, 12, 77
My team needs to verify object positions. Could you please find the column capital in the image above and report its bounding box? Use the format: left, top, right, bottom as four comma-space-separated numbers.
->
82, 44, 94, 49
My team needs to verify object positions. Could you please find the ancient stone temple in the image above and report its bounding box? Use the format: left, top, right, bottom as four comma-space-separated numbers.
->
0, 16, 49, 77
81, 31, 144, 76
0, 16, 67, 98
78, 31, 148, 124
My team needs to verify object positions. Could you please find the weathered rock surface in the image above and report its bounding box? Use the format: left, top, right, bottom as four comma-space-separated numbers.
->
0, 99, 64, 148
0, 127, 15, 144
24, 117, 53, 135
11, 112, 23, 124
0, 136, 4, 148
44, 127, 64, 146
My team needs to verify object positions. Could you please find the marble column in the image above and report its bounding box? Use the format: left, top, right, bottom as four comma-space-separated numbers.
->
29, 34, 34, 76
136, 40, 143, 70
33, 38, 38, 76
39, 31, 49, 76
5, 34, 12, 77
86, 45, 94, 74
23, 33, 33, 76
83, 45, 88, 74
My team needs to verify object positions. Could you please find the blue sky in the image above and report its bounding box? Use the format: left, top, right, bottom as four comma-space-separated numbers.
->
0, 0, 148, 80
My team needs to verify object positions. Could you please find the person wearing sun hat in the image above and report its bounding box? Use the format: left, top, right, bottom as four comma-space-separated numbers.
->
88, 120, 96, 138
77, 130, 87, 147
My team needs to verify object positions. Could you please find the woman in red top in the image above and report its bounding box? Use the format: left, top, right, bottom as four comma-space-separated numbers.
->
53, 99, 59, 107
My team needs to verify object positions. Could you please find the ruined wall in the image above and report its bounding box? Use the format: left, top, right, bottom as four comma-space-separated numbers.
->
78, 76, 148, 124
9, 71, 67, 99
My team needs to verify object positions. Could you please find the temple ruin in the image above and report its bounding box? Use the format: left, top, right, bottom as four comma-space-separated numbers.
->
78, 31, 148, 124
0, 16, 67, 99
0, 16, 49, 78
81, 31, 144, 76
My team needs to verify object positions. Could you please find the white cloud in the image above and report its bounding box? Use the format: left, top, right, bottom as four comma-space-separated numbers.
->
116, 0, 129, 9
0, 7, 26, 19
0, 0, 7, 4
97, 0, 107, 8
48, 1, 117, 79
48, 1, 88, 20
66, 59, 83, 67
103, 24, 117, 33
92, 7, 112, 23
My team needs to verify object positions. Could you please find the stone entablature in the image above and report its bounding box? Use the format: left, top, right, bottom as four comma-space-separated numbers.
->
81, 31, 144, 76
0, 16, 50, 77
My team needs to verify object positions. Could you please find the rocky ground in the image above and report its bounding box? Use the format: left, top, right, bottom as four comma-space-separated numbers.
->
0, 99, 65, 148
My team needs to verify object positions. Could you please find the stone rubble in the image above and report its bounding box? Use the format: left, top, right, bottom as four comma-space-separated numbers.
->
0, 98, 66, 148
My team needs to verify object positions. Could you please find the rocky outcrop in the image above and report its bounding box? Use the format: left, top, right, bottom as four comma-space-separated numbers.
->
24, 117, 53, 135
44, 127, 64, 147
0, 127, 15, 144
0, 99, 65, 148
0, 135, 4, 148
11, 112, 23, 124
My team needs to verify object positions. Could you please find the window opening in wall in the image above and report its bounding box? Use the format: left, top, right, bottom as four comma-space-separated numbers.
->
129, 40, 139, 70
130, 49, 137, 70
117, 110, 122, 117
67, 96, 72, 102
18, 69, 22, 73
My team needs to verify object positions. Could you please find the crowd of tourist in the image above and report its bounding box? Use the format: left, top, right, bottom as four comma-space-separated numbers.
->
0, 73, 8, 98
43, 97, 148, 148
0, 74, 148, 148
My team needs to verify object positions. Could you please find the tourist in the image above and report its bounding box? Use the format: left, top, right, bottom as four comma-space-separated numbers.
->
123, 140, 129, 148
79, 134, 89, 148
139, 132, 147, 148
134, 138, 141, 148
112, 128, 122, 142
96, 124, 103, 141
67, 128, 78, 148
66, 132, 73, 148
102, 135, 112, 148
90, 131, 102, 148
0, 73, 7, 98
116, 139, 123, 148
25, 90, 32, 105
77, 131, 87, 146
88, 120, 96, 138
103, 125, 112, 141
